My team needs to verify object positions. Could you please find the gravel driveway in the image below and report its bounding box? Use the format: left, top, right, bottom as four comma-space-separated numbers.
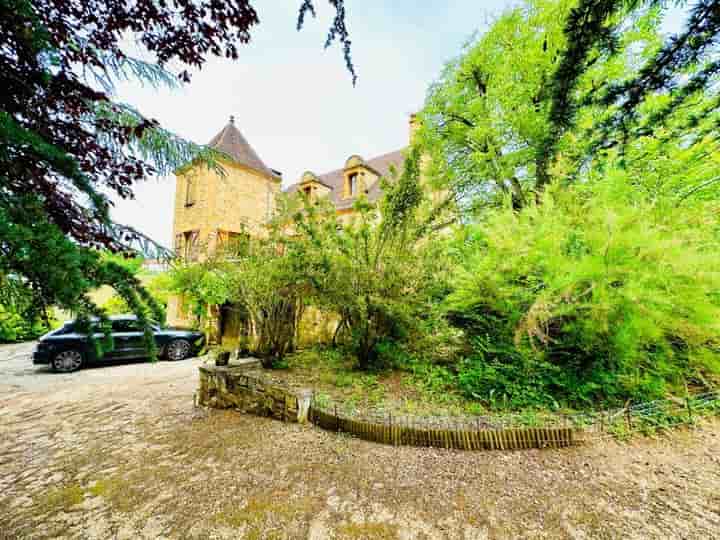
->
1, 342, 720, 539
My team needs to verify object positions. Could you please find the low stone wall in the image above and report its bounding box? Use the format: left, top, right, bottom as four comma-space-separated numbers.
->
198, 362, 312, 423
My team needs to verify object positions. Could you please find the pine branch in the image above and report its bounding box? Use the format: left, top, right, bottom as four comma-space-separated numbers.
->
536, 0, 621, 190
92, 101, 226, 178
601, 0, 720, 114
590, 0, 720, 146
85, 49, 181, 94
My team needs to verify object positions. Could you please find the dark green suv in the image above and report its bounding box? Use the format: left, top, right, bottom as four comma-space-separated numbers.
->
32, 315, 205, 372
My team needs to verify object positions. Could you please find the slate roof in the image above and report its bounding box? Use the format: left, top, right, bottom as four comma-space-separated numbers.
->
285, 148, 406, 210
208, 117, 278, 179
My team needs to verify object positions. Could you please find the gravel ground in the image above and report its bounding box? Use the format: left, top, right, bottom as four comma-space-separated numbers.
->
1, 342, 719, 539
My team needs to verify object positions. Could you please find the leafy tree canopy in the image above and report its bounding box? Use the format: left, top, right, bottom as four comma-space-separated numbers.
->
420, 0, 720, 407
418, 0, 720, 209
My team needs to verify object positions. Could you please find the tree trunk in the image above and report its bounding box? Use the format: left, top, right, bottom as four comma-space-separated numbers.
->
253, 295, 299, 367
535, 152, 551, 197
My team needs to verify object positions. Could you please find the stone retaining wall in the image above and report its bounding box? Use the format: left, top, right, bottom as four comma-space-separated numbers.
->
198, 363, 312, 423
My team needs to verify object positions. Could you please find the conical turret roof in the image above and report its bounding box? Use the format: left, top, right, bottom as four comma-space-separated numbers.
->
208, 116, 276, 178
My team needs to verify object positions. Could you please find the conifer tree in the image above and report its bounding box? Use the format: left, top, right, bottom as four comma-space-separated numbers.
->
540, 0, 720, 184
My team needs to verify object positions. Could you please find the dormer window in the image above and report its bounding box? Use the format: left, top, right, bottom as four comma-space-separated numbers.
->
343, 155, 375, 199
348, 173, 358, 196
297, 171, 331, 202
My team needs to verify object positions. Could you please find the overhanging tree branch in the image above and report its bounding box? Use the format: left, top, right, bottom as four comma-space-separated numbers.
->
536, 0, 621, 190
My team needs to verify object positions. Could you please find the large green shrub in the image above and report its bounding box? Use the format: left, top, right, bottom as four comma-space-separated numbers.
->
416, 0, 720, 409
281, 149, 457, 370
168, 239, 304, 365
447, 174, 720, 407
0, 306, 50, 342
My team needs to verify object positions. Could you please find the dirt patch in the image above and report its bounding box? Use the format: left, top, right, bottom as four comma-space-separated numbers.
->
266, 349, 465, 417
1, 343, 720, 539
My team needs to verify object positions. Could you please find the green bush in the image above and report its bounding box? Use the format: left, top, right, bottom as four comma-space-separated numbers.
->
0, 274, 53, 342
456, 346, 560, 409
277, 147, 458, 370
447, 174, 720, 407
0, 306, 50, 342
101, 271, 172, 316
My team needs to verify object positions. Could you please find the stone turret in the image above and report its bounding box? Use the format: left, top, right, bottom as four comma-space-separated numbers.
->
167, 116, 281, 328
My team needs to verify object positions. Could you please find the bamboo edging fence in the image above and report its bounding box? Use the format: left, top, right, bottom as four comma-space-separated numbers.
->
307, 390, 720, 450
308, 405, 577, 450
201, 363, 720, 451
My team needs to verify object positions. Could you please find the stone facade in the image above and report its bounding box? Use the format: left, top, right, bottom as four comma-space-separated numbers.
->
168, 160, 281, 328
296, 306, 339, 348
167, 118, 281, 328
172, 161, 280, 253
198, 362, 312, 423
167, 114, 445, 344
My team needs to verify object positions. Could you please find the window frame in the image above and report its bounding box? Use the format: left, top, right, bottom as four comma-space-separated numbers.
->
111, 319, 143, 333
185, 177, 196, 207
182, 230, 200, 261
348, 172, 358, 196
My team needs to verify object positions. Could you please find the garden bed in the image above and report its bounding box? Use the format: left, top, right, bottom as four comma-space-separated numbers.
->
268, 350, 477, 414
265, 349, 576, 430
262, 349, 720, 437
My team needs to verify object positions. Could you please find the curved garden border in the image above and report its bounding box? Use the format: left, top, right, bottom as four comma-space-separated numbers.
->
198, 362, 578, 450
308, 402, 577, 450
198, 361, 720, 452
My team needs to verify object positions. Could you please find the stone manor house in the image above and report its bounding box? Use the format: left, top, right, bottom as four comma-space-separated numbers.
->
167, 114, 424, 343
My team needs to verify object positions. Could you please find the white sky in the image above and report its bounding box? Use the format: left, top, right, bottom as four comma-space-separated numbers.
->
109, 0, 506, 247
109, 0, 689, 248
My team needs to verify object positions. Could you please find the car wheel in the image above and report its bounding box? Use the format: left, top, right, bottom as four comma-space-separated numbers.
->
52, 349, 83, 373
166, 339, 192, 361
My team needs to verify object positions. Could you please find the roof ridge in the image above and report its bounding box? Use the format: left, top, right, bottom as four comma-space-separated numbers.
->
284, 148, 407, 212
208, 117, 277, 178
316, 147, 407, 180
